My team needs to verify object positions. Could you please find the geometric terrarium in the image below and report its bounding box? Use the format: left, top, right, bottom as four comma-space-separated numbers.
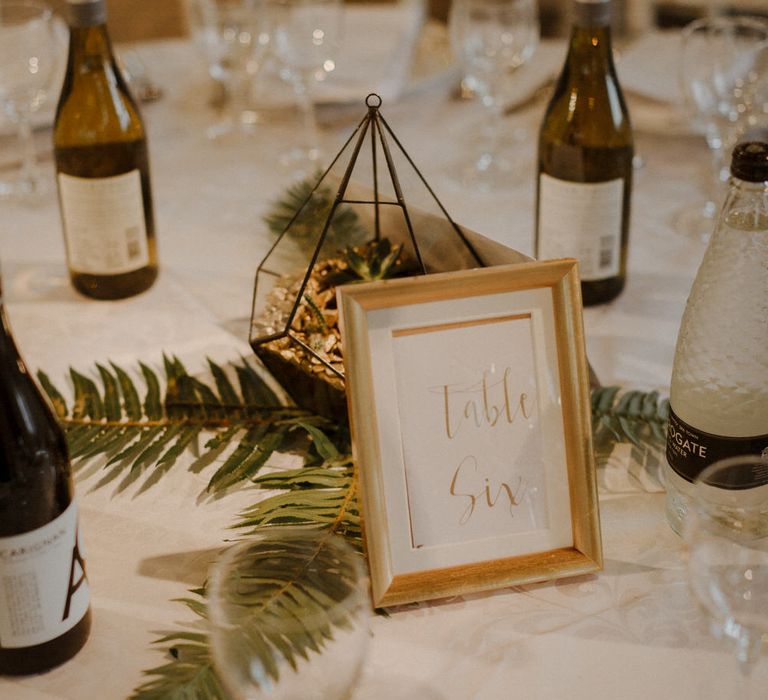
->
249, 94, 491, 419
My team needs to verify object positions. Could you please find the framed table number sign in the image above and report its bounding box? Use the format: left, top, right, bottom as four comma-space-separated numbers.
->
338, 259, 602, 607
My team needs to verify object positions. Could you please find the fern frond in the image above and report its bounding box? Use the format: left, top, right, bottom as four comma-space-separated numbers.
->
131, 434, 360, 700
130, 625, 225, 700
591, 386, 668, 488
263, 172, 367, 251
36, 358, 312, 496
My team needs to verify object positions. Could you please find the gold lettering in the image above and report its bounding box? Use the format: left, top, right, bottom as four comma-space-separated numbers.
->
449, 456, 478, 525
439, 367, 535, 440
450, 456, 527, 525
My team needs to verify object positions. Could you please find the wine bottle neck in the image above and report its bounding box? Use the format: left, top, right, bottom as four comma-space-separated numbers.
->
66, 0, 107, 28
68, 22, 113, 57
567, 23, 614, 66
572, 0, 612, 28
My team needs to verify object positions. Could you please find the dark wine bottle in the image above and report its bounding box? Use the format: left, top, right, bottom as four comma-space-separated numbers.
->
0, 289, 91, 675
534, 0, 633, 306
53, 0, 158, 300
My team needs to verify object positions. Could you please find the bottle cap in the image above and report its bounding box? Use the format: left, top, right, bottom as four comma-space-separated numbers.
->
731, 142, 768, 183
573, 0, 611, 27
65, 0, 106, 27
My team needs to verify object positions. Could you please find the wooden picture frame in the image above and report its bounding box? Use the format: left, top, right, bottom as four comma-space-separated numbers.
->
337, 260, 602, 607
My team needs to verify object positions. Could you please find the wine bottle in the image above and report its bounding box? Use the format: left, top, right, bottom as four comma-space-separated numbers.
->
0, 287, 91, 675
534, 0, 633, 306
53, 0, 158, 300
664, 142, 768, 534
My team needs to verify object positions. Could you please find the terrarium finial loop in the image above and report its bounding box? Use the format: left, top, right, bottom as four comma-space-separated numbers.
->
365, 93, 382, 110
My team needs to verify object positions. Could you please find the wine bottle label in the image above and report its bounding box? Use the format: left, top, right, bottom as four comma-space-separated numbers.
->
58, 170, 150, 275
0, 501, 89, 649
537, 174, 623, 281
665, 408, 768, 487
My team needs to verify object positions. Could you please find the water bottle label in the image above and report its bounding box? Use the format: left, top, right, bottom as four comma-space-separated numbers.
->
59, 170, 150, 275
665, 408, 768, 486
0, 501, 90, 648
537, 174, 623, 281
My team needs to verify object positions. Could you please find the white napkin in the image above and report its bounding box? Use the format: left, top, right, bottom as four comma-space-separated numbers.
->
316, 0, 426, 104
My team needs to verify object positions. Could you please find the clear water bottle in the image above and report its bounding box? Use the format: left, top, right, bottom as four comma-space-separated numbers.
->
664, 142, 768, 535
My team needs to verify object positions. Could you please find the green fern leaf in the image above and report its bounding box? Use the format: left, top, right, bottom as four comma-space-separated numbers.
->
70, 368, 105, 420
140, 362, 163, 420
591, 386, 668, 481
208, 357, 240, 406
68, 425, 108, 458
263, 173, 366, 251
36, 370, 68, 418
96, 364, 121, 422
111, 362, 142, 420
130, 633, 225, 700
298, 422, 340, 462
235, 362, 279, 408
206, 425, 286, 492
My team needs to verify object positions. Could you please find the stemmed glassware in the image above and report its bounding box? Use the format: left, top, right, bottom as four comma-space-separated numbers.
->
0, 0, 57, 200
190, 0, 271, 140
448, 0, 539, 190
265, 0, 342, 175
685, 455, 768, 698
676, 16, 768, 239
207, 529, 370, 699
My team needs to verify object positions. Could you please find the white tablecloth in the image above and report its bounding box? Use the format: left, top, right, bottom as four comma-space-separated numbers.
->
1, 31, 762, 700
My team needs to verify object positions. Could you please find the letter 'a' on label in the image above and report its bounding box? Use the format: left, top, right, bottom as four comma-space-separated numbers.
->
0, 501, 89, 648
58, 170, 149, 275
538, 174, 623, 281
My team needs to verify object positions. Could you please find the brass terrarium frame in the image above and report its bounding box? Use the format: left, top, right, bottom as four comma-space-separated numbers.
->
249, 94, 487, 415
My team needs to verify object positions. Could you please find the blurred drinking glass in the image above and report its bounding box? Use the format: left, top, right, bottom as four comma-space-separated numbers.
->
0, 0, 57, 200
448, 0, 539, 190
265, 0, 342, 175
685, 455, 768, 698
208, 529, 370, 700
676, 16, 768, 239
189, 0, 270, 139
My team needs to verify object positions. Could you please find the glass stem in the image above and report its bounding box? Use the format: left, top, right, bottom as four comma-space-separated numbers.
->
734, 631, 761, 700
705, 143, 727, 214
17, 115, 39, 193
294, 72, 318, 156
227, 68, 254, 127
475, 87, 503, 172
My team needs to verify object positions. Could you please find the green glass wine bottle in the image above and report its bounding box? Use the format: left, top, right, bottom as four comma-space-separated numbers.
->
535, 0, 633, 306
53, 0, 158, 300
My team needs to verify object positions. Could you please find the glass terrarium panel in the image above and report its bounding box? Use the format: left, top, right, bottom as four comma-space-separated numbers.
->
250, 99, 488, 419
377, 116, 486, 273
250, 268, 287, 344
338, 118, 400, 209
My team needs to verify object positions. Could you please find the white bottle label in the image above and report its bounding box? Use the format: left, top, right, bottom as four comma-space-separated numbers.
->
538, 174, 623, 281
0, 501, 89, 648
59, 170, 149, 275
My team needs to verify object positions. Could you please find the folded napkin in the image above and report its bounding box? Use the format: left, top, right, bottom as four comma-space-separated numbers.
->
316, 0, 426, 104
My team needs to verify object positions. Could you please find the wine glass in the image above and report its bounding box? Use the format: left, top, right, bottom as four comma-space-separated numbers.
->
685, 455, 768, 696
189, 0, 271, 140
0, 0, 57, 200
676, 16, 768, 240
448, 0, 539, 191
207, 529, 370, 699
265, 0, 343, 175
